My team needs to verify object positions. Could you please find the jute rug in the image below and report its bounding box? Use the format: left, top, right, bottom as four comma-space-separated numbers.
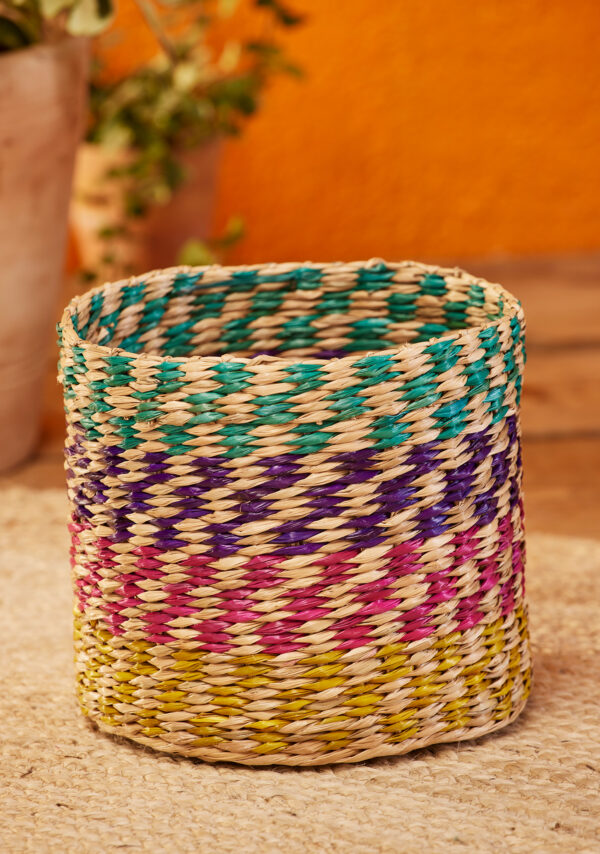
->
0, 486, 598, 854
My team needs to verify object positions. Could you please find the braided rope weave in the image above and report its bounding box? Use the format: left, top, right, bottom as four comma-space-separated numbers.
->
58, 260, 531, 765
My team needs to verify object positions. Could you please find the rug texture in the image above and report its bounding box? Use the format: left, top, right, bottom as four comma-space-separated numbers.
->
0, 486, 598, 854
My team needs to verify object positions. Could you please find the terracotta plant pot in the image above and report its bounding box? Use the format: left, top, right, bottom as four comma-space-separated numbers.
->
0, 38, 88, 471
71, 141, 221, 280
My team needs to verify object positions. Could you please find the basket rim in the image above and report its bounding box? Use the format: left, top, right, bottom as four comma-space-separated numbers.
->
59, 259, 524, 370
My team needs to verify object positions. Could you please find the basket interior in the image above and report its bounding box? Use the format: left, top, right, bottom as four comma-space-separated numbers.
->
72, 264, 508, 359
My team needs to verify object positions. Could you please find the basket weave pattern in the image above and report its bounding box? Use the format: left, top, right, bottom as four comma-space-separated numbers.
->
59, 260, 531, 765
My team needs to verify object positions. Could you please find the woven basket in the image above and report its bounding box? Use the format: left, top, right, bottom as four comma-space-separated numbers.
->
58, 260, 531, 766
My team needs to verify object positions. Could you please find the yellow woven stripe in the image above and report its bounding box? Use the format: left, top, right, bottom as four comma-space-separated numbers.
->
74, 604, 531, 753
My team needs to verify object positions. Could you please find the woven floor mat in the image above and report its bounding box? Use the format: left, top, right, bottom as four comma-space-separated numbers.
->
0, 486, 598, 854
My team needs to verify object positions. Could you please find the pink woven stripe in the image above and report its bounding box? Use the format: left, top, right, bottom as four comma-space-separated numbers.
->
71, 509, 524, 652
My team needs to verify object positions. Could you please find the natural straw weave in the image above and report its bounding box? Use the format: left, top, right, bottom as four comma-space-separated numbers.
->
58, 259, 531, 765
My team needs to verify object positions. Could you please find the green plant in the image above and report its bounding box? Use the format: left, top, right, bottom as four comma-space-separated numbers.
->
80, 0, 302, 277
178, 214, 245, 266
0, 0, 113, 50
89, 0, 302, 218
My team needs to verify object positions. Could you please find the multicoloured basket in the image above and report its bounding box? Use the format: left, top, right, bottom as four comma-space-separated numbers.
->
58, 260, 531, 766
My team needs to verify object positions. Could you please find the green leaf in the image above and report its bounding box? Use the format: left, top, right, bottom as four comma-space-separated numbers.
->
0, 16, 31, 51
66, 0, 114, 36
254, 0, 303, 27
173, 61, 200, 92
218, 40, 241, 74
39, 0, 72, 19
177, 239, 219, 267
214, 214, 245, 248
218, 0, 239, 16
98, 224, 128, 240
79, 269, 98, 284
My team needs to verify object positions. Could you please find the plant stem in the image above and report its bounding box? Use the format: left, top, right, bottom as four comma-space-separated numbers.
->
132, 0, 178, 65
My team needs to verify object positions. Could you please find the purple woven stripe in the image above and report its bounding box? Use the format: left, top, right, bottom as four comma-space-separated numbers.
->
67, 416, 520, 556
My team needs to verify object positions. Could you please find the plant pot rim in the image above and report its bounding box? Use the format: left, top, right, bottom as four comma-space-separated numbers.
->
0, 35, 88, 68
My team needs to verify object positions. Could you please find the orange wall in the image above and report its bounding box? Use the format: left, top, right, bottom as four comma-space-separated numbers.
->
106, 0, 600, 263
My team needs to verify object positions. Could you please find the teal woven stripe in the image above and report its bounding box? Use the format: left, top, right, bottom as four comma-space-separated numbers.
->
75, 290, 105, 339
69, 267, 513, 356
59, 263, 524, 458
61, 345, 523, 457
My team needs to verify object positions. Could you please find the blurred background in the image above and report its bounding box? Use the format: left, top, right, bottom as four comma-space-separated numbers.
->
0, 0, 598, 537
91, 0, 600, 265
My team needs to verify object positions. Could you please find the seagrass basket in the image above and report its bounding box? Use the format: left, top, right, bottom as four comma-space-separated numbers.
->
58, 260, 531, 766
